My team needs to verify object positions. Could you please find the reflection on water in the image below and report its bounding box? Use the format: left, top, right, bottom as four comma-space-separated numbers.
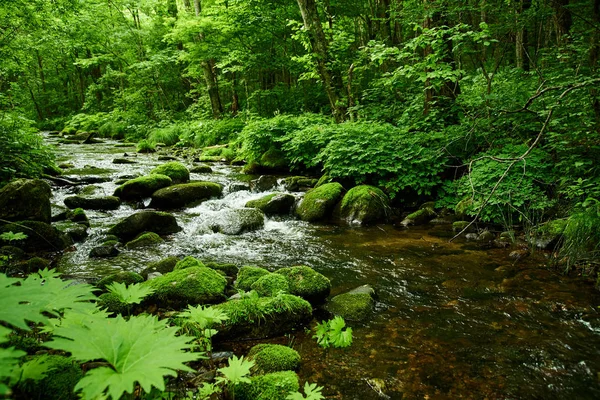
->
48, 135, 600, 399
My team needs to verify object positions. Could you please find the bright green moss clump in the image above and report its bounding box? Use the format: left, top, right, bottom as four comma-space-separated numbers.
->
97, 292, 129, 315
17, 355, 83, 400
235, 266, 271, 291
251, 273, 290, 297
275, 266, 330, 304
325, 285, 375, 321
96, 271, 144, 291
113, 174, 172, 201
150, 161, 190, 184
234, 370, 299, 400
339, 185, 390, 225
248, 344, 301, 374
296, 182, 344, 222
174, 255, 205, 270
124, 232, 163, 249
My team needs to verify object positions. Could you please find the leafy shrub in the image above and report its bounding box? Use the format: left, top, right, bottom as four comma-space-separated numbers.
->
191, 118, 245, 148
556, 198, 600, 271
137, 139, 156, 153
98, 121, 127, 139
63, 112, 108, 132
148, 124, 187, 146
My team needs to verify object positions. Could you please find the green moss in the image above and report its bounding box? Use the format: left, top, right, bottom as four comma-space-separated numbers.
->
61, 126, 77, 135
144, 266, 227, 306
101, 240, 119, 247
452, 220, 475, 233
69, 208, 89, 225
339, 185, 390, 225
7, 333, 43, 354
190, 164, 213, 173
325, 285, 374, 321
113, 174, 173, 201
97, 292, 128, 315
203, 261, 239, 277
136, 139, 156, 153
283, 176, 318, 191
403, 207, 436, 225
234, 370, 299, 400
455, 197, 473, 217
17, 355, 83, 400
245, 193, 295, 216
174, 255, 205, 270
296, 182, 344, 222
251, 274, 290, 297
259, 147, 288, 170
96, 271, 144, 291
150, 162, 190, 184
149, 182, 223, 209
246, 193, 278, 209
248, 344, 301, 374
125, 232, 163, 249
140, 256, 180, 279
315, 174, 331, 188
275, 266, 330, 304
25, 257, 49, 273
235, 266, 271, 291
539, 219, 568, 236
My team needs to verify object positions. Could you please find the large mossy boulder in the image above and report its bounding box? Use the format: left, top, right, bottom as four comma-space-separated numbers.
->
0, 179, 51, 224
150, 162, 190, 184
339, 185, 390, 225
113, 174, 172, 201
234, 371, 299, 400
63, 195, 121, 210
140, 256, 180, 279
235, 266, 271, 291
325, 285, 375, 322
245, 193, 295, 216
275, 266, 330, 305
251, 273, 290, 297
259, 147, 288, 171
211, 208, 265, 235
401, 207, 437, 226
0, 221, 71, 252
214, 294, 312, 340
174, 256, 205, 270
17, 355, 83, 400
125, 232, 163, 249
248, 344, 301, 374
144, 266, 227, 307
96, 271, 145, 290
108, 211, 181, 241
296, 182, 344, 222
282, 176, 318, 192
149, 182, 222, 209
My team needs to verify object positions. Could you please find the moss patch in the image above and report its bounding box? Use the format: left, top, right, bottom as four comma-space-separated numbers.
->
245, 193, 295, 216
235, 266, 271, 291
149, 182, 222, 209
113, 174, 173, 201
96, 271, 144, 291
251, 273, 290, 297
339, 185, 390, 225
325, 285, 375, 321
140, 256, 180, 279
174, 256, 205, 270
125, 232, 163, 249
296, 182, 344, 222
275, 266, 330, 304
150, 162, 190, 184
234, 370, 299, 400
248, 344, 301, 374
17, 355, 83, 400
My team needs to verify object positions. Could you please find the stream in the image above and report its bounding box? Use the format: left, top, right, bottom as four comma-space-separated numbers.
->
47, 134, 600, 399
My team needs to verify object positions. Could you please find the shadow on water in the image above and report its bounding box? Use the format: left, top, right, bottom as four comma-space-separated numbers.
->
48, 135, 600, 399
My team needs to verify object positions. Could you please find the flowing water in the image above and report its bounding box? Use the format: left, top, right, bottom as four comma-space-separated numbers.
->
47, 135, 600, 399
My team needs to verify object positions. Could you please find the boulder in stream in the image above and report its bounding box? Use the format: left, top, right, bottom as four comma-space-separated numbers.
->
401, 206, 437, 226
251, 273, 290, 297
247, 344, 301, 374
113, 174, 172, 201
190, 164, 213, 174
0, 221, 71, 252
0, 179, 52, 224
325, 284, 375, 322
251, 175, 278, 192
140, 256, 180, 279
108, 210, 181, 241
282, 176, 318, 192
96, 271, 145, 290
275, 266, 331, 305
339, 185, 390, 225
245, 193, 295, 216
234, 371, 299, 400
235, 266, 271, 291
295, 182, 344, 222
211, 208, 265, 235
125, 232, 163, 249
150, 162, 190, 184
149, 182, 222, 209
64, 195, 121, 211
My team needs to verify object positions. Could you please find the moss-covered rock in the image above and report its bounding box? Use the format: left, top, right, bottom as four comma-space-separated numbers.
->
97, 292, 129, 315
26, 257, 50, 273
455, 197, 473, 218
203, 262, 239, 277
234, 371, 299, 400
150, 162, 190, 184
63, 195, 121, 210
401, 207, 437, 226
190, 164, 213, 173
532, 219, 568, 250
108, 211, 181, 241
174, 256, 205, 270
452, 220, 476, 233
149, 182, 223, 209
235, 266, 271, 291
325, 285, 375, 322
296, 182, 344, 222
252, 175, 278, 192
248, 344, 301, 374
251, 274, 290, 297
214, 294, 312, 340
245, 193, 296, 216
140, 256, 180, 279
339, 185, 390, 225
125, 232, 163, 249
211, 208, 265, 235
68, 208, 89, 226
89, 244, 120, 258
113, 174, 172, 201
0, 179, 52, 224
17, 355, 83, 400
275, 266, 330, 305
96, 271, 144, 290
64, 223, 89, 242
144, 266, 227, 307
259, 147, 288, 171
282, 176, 318, 192
0, 221, 71, 252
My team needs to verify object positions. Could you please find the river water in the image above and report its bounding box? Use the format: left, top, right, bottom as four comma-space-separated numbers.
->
47, 135, 600, 399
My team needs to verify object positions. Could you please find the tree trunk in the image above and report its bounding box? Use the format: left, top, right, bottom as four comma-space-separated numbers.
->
591, 0, 600, 130
515, 0, 531, 71
193, 0, 201, 17
296, 0, 346, 121
202, 60, 223, 118
551, 0, 571, 44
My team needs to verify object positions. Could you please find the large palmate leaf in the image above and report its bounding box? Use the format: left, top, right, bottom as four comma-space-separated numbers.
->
106, 282, 155, 305
216, 355, 254, 386
0, 269, 97, 331
45, 314, 202, 400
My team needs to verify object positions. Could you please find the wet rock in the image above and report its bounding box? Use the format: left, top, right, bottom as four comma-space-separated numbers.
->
108, 211, 181, 241
211, 208, 265, 235
203, 262, 238, 277
0, 221, 71, 252
509, 248, 530, 261
158, 155, 178, 161
245, 193, 295, 216
65, 224, 88, 242
58, 162, 74, 169
140, 256, 180, 279
96, 271, 144, 290
113, 174, 173, 201
125, 232, 163, 249
0, 246, 25, 261
0, 179, 52, 224
26, 257, 50, 273
112, 158, 137, 165
401, 207, 436, 226
339, 185, 390, 225
51, 204, 70, 221
228, 182, 251, 193
295, 182, 344, 222
214, 294, 312, 340
190, 164, 213, 174
64, 195, 121, 211
89, 244, 120, 258
68, 208, 89, 227
465, 233, 479, 241
282, 176, 318, 192
234, 371, 299, 400
453, 221, 475, 234
143, 266, 227, 307
150, 162, 190, 184
251, 273, 290, 297
477, 230, 496, 242
252, 175, 278, 192
531, 219, 568, 250
149, 182, 223, 210
235, 266, 271, 291
325, 285, 375, 322
174, 256, 205, 270
275, 266, 331, 305
247, 344, 300, 374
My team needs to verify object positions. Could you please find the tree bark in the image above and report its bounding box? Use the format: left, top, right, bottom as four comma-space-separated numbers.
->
202, 60, 223, 118
551, 0, 571, 44
591, 0, 600, 130
515, 0, 531, 71
193, 0, 201, 17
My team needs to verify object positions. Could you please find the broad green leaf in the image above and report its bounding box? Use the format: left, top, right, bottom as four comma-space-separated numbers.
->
286, 382, 326, 400
216, 355, 254, 386
179, 305, 229, 329
106, 282, 155, 305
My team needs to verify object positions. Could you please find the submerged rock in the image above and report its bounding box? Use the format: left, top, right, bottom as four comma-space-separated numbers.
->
150, 162, 190, 184
64, 195, 121, 211
325, 285, 375, 322
125, 232, 163, 249
245, 193, 295, 216
149, 182, 222, 209
295, 182, 344, 222
0, 179, 52, 224
339, 185, 390, 225
108, 211, 181, 241
275, 266, 331, 305
113, 174, 172, 201
211, 208, 265, 235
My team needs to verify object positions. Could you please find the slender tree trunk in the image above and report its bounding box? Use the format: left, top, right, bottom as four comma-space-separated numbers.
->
591, 0, 600, 130
551, 0, 571, 44
193, 0, 201, 17
202, 60, 223, 118
515, 0, 531, 70
183, 0, 191, 11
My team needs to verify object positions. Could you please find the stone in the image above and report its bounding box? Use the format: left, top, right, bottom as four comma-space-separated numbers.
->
150, 162, 190, 184
0, 179, 52, 224
67, 208, 89, 227
531, 219, 568, 250
64, 195, 121, 211
174, 256, 205, 270
247, 344, 301, 374
108, 211, 181, 241
211, 208, 265, 235
282, 176, 318, 191
149, 182, 223, 209
190, 164, 213, 174
295, 182, 344, 222
477, 230, 496, 242
235, 266, 271, 291
65, 224, 88, 242
339, 185, 390, 225
125, 232, 163, 249
401, 207, 436, 226
112, 158, 137, 164
325, 285, 375, 322
140, 256, 180, 279
251, 273, 290, 297
113, 174, 172, 201
89, 244, 120, 258
252, 175, 278, 192
275, 266, 331, 305
245, 193, 295, 216
0, 221, 71, 252
234, 371, 299, 400
452, 220, 477, 233
96, 271, 144, 290
228, 182, 251, 193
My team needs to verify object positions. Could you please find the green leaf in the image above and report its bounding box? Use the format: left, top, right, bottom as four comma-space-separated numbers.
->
179, 305, 229, 330
216, 355, 254, 386
45, 314, 202, 400
286, 382, 325, 400
106, 282, 154, 305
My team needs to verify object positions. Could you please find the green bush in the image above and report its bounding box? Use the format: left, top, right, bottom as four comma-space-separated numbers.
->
192, 118, 245, 148
148, 124, 186, 146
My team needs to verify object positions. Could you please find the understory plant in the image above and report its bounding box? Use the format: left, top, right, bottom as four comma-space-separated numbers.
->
313, 316, 353, 349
